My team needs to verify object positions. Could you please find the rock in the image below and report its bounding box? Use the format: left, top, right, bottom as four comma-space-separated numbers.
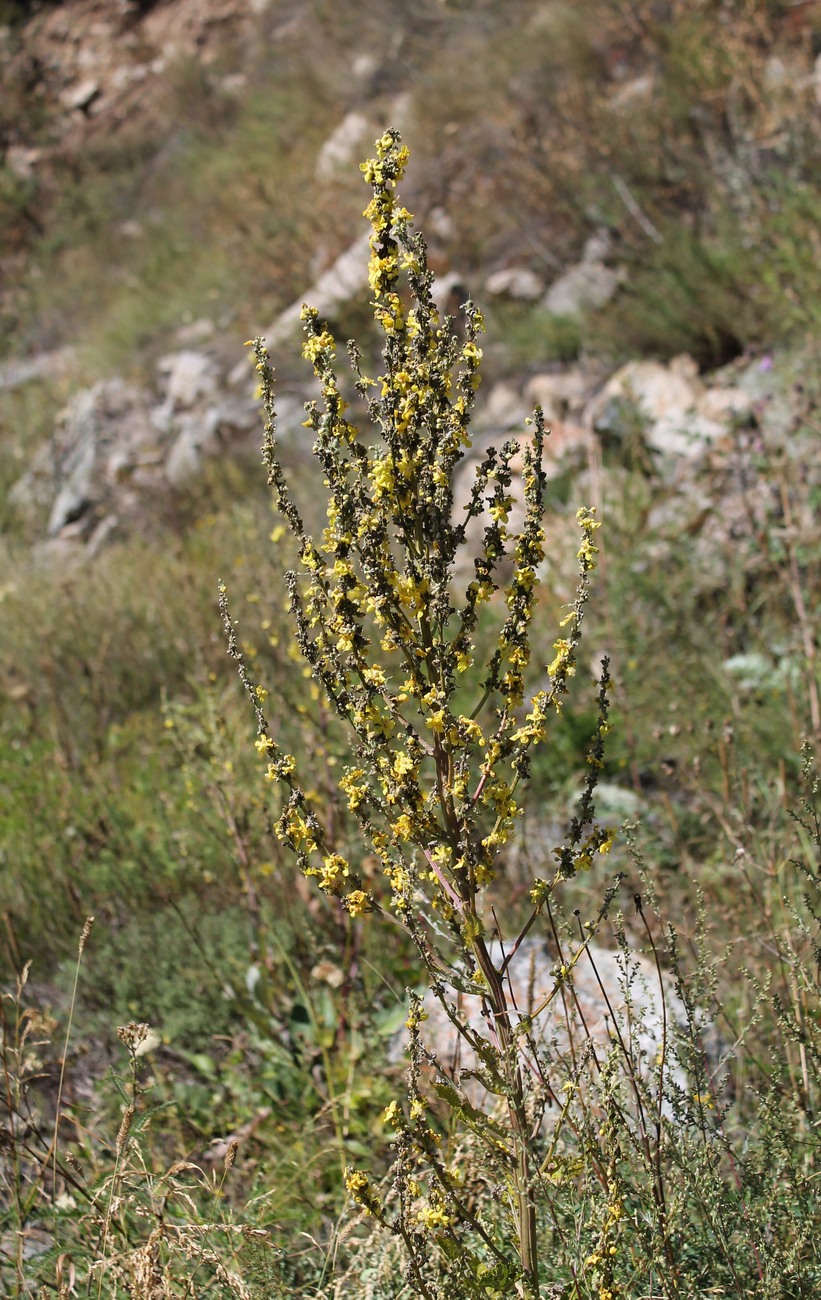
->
5, 144, 41, 179
164, 396, 258, 490
165, 424, 205, 491
395, 937, 717, 1109
426, 206, 455, 243
608, 72, 654, 112
696, 386, 752, 423
272, 392, 311, 445
174, 317, 216, 347
10, 377, 162, 537
156, 350, 216, 410
484, 267, 545, 301
524, 369, 589, 423
586, 355, 727, 460
352, 52, 379, 80
49, 380, 160, 533
474, 382, 524, 432
734, 354, 795, 439
0, 347, 76, 391
544, 261, 623, 318
61, 78, 100, 112
723, 652, 800, 693
582, 780, 642, 822
315, 110, 373, 180
258, 230, 372, 352
543, 231, 626, 318
431, 271, 470, 319
48, 424, 97, 535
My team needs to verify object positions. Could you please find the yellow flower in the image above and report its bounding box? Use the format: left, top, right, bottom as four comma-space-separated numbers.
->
344, 890, 372, 917
382, 1100, 402, 1127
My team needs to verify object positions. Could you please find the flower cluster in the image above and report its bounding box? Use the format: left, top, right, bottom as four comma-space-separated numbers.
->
239, 132, 610, 931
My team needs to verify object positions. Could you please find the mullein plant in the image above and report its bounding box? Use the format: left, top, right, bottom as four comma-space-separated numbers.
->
222, 130, 614, 1299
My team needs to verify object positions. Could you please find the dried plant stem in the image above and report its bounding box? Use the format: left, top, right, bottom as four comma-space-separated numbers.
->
52, 916, 93, 1205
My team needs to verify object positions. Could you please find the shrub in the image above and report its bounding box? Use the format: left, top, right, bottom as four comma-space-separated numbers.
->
225, 128, 614, 1297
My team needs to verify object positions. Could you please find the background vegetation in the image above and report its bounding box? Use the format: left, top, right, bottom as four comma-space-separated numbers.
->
2, 1, 821, 1294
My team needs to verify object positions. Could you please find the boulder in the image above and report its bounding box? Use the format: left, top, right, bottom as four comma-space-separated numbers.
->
543, 230, 626, 318
10, 378, 160, 536
8, 358, 260, 546
484, 267, 545, 301
585, 354, 746, 460
165, 396, 259, 490
396, 937, 718, 1113
315, 110, 373, 180
156, 349, 216, 412
265, 231, 372, 345
524, 369, 589, 423
0, 347, 76, 391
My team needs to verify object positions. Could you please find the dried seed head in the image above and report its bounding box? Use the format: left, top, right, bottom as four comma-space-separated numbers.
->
224, 1138, 239, 1174
116, 1103, 135, 1156
64, 1150, 83, 1177
78, 916, 95, 956
117, 1022, 150, 1055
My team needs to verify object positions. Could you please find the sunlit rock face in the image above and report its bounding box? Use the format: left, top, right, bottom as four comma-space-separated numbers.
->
393, 937, 722, 1122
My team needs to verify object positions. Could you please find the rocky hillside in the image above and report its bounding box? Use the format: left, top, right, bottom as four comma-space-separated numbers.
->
0, 0, 819, 1028
3, 0, 821, 567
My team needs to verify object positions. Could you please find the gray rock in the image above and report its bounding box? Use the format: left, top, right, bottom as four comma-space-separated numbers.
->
165, 425, 205, 491
524, 369, 589, 423
543, 231, 626, 317
267, 231, 372, 343
583, 780, 642, 823
156, 350, 216, 410
43, 379, 156, 534
0, 347, 76, 391
484, 267, 545, 301
61, 78, 100, 112
5, 144, 41, 180
608, 72, 655, 112
174, 317, 216, 347
165, 397, 259, 491
474, 382, 524, 432
586, 355, 725, 460
315, 110, 373, 180
10, 377, 162, 537
396, 937, 718, 1112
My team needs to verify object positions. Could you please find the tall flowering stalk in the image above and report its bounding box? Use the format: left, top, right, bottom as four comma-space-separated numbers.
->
223, 130, 612, 1297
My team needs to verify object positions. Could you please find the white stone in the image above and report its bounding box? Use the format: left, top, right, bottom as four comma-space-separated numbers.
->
156, 350, 215, 409
263, 231, 372, 346
61, 78, 100, 111
524, 370, 588, 422
174, 317, 216, 346
585, 356, 722, 459
484, 267, 545, 301
474, 382, 523, 431
315, 110, 373, 180
395, 937, 717, 1109
0, 347, 76, 391
165, 428, 203, 491
5, 145, 40, 180
544, 259, 623, 317
609, 73, 654, 112
696, 386, 752, 423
